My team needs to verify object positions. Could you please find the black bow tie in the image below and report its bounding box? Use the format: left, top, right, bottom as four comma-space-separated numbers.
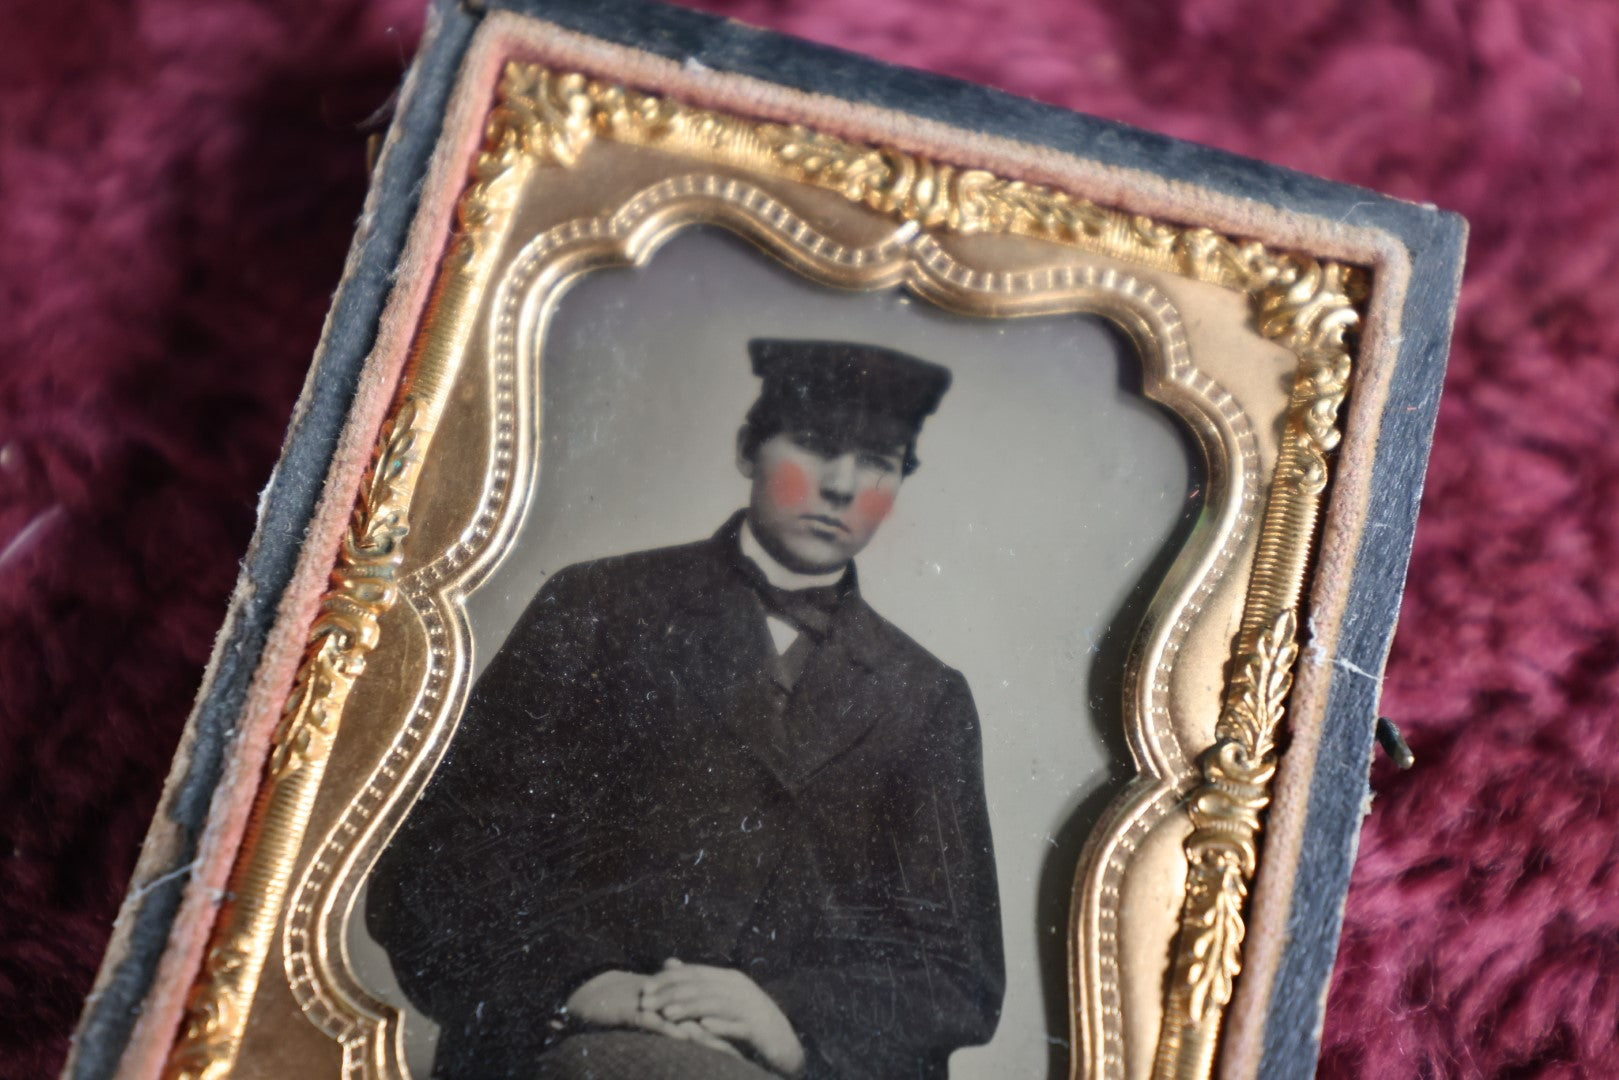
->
731, 556, 845, 639
752, 579, 842, 639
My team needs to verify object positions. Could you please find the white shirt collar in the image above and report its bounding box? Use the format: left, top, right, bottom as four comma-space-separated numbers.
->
740, 516, 846, 591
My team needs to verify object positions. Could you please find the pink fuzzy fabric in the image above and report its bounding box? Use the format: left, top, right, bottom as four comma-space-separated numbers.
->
1, 1, 1614, 1077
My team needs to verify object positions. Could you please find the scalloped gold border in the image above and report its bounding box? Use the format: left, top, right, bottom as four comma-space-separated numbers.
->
162, 60, 1358, 1080
283, 171, 1258, 1080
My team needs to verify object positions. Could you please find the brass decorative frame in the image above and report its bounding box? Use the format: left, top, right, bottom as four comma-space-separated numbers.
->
164, 59, 1358, 1080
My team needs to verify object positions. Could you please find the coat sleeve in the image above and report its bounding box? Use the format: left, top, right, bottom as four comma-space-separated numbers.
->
760, 669, 1005, 1079
364, 564, 626, 1048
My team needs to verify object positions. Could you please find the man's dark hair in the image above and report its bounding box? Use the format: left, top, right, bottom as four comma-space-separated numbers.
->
738, 397, 922, 476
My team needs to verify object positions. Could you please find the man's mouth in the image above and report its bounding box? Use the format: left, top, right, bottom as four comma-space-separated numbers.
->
802, 514, 849, 534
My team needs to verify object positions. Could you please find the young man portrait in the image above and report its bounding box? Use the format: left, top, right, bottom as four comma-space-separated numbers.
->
367, 338, 1005, 1080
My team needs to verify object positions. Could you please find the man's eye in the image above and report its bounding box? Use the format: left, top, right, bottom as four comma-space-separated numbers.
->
858, 453, 899, 472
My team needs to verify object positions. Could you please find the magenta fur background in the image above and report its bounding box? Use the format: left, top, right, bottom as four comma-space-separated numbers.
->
2, 1, 1616, 1077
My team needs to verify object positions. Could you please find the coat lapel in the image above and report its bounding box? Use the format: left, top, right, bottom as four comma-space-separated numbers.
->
662, 531, 793, 782
775, 596, 886, 791
664, 519, 889, 794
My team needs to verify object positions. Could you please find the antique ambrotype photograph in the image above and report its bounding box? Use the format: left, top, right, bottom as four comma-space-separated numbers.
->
351, 226, 1198, 1079
112, 6, 1464, 1080
170, 49, 1343, 1080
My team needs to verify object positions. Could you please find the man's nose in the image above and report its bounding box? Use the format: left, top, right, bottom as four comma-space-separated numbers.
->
818, 454, 858, 504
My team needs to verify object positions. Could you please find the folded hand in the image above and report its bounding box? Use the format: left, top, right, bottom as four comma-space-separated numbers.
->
641, 959, 806, 1077
564, 970, 742, 1058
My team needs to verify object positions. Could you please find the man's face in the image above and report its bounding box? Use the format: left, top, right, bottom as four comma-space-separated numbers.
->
739, 428, 907, 574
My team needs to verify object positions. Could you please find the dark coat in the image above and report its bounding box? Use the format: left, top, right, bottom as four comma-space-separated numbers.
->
367, 516, 1004, 1079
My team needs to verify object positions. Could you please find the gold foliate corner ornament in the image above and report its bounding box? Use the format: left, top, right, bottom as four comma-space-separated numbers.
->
452, 65, 590, 269
161, 58, 1361, 1080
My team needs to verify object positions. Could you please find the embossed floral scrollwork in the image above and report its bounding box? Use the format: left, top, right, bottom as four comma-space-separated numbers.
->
1182, 849, 1246, 1025
1181, 732, 1279, 1025
1180, 610, 1296, 1026
1152, 243, 1356, 1080
764, 126, 1116, 238
1260, 261, 1357, 496
269, 398, 417, 778
165, 400, 421, 1080
1155, 609, 1310, 1076
454, 66, 593, 266
166, 941, 250, 1080
1217, 609, 1300, 763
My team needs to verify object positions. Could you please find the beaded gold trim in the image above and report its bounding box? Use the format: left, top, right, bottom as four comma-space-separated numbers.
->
162, 59, 1358, 1080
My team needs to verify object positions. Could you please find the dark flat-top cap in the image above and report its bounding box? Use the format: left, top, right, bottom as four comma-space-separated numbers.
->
748, 338, 952, 445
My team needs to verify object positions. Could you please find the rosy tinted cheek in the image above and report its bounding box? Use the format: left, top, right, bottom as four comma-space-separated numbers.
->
767, 462, 811, 508
853, 487, 895, 528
